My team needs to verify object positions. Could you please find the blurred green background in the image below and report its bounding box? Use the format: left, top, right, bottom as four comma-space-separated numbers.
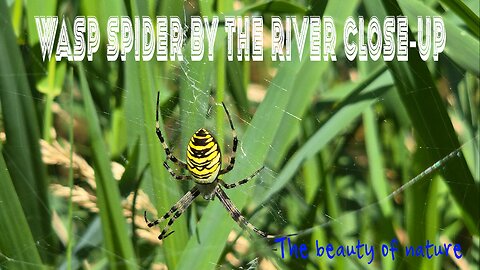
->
0, 0, 479, 269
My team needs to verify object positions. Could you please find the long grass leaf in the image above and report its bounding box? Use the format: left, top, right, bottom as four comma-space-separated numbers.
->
176, 32, 333, 270
399, 0, 480, 75
123, 1, 193, 267
440, 0, 480, 37
375, 0, 479, 236
0, 149, 45, 269
66, 68, 75, 270
76, 62, 138, 269
25, 0, 57, 46
363, 107, 393, 217
267, 0, 360, 167
0, 0, 53, 261
257, 67, 391, 206
59, 218, 103, 270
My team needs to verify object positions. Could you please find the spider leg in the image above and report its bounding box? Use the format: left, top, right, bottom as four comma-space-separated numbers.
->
158, 187, 201, 240
218, 166, 265, 189
157, 208, 186, 240
163, 161, 191, 181
144, 186, 200, 229
215, 186, 275, 239
219, 102, 238, 175
156, 91, 187, 168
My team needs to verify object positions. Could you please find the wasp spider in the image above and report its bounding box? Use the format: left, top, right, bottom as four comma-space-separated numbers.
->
144, 92, 274, 240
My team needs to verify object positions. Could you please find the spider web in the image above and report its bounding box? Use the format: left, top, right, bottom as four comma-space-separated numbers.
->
0, 1, 479, 270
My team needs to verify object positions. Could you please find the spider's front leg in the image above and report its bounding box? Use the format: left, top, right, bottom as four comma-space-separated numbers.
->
155, 91, 188, 169
163, 161, 191, 181
219, 102, 238, 175
218, 166, 265, 189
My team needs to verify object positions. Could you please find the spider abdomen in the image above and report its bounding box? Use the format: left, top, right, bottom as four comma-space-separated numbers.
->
186, 128, 221, 183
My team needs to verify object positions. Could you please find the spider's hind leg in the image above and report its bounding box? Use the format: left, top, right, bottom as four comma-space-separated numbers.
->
144, 186, 200, 238
215, 186, 275, 239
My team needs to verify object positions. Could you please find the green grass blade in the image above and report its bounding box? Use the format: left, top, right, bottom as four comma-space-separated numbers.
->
124, 2, 193, 267
376, 0, 480, 236
0, 0, 53, 261
25, 0, 57, 46
176, 37, 333, 270
257, 66, 391, 206
76, 62, 138, 270
226, 59, 249, 113
66, 68, 75, 270
37, 60, 66, 142
138, 61, 190, 268
59, 218, 103, 270
179, 42, 214, 153
399, 0, 480, 75
267, 0, 360, 167
363, 107, 394, 217
0, 149, 45, 269
236, 0, 307, 14
122, 49, 189, 267
420, 176, 441, 270
440, 0, 480, 37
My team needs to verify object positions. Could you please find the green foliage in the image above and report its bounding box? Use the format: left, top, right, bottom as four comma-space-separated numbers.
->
0, 0, 478, 269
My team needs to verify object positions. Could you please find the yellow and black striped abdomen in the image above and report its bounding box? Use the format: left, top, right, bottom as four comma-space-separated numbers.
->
186, 128, 221, 184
